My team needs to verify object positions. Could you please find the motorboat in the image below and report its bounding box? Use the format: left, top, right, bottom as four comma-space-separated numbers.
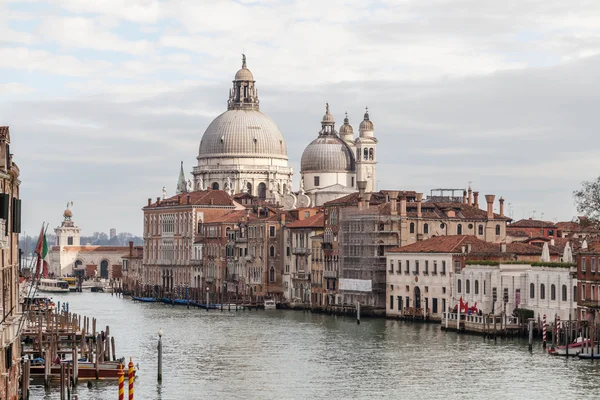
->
264, 299, 276, 310
38, 279, 69, 293
549, 337, 593, 356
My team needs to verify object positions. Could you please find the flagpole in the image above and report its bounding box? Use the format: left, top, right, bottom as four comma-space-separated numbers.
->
18, 222, 46, 337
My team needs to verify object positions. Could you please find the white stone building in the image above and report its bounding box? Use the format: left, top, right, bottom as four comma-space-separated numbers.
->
454, 263, 577, 321
192, 55, 293, 201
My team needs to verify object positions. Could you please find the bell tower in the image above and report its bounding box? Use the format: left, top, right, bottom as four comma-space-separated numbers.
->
355, 107, 377, 193
55, 204, 81, 248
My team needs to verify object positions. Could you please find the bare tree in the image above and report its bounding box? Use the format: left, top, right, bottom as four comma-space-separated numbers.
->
574, 177, 600, 221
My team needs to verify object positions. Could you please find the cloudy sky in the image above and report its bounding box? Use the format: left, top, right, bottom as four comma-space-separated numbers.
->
1, 0, 599, 236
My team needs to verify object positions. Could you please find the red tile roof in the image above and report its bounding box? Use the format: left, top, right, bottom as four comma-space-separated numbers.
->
286, 213, 324, 229
508, 219, 557, 229
144, 190, 234, 208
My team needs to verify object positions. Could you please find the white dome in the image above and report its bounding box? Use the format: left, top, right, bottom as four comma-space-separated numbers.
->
198, 109, 288, 160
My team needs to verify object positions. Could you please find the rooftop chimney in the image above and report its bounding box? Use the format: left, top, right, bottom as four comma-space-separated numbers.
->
466, 243, 472, 253
499, 197, 505, 217
129, 241, 134, 256
281, 213, 286, 225
148, 198, 152, 207
156, 197, 161, 205
178, 194, 182, 204
485, 194, 495, 219
473, 191, 479, 208
461, 245, 466, 253
187, 193, 191, 205
468, 187, 473, 205
416, 193, 423, 218
388, 191, 399, 216
463, 190, 467, 204
399, 192, 407, 217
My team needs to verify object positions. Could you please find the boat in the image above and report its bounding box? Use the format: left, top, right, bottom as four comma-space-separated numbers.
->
38, 279, 69, 293
29, 360, 136, 380
131, 296, 157, 303
62, 277, 78, 292
22, 295, 56, 312
549, 337, 593, 356
264, 299, 276, 310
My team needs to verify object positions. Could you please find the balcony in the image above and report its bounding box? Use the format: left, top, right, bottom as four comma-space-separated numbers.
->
292, 247, 310, 255
323, 270, 338, 279
292, 272, 309, 280
582, 301, 600, 309
321, 243, 333, 250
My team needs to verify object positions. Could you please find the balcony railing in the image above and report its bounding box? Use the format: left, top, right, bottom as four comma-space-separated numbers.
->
292, 247, 310, 255
323, 270, 338, 279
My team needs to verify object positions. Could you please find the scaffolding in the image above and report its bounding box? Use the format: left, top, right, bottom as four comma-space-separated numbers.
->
339, 205, 399, 309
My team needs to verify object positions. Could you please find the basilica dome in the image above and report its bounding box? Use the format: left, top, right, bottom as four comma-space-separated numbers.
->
301, 136, 355, 173
198, 110, 288, 160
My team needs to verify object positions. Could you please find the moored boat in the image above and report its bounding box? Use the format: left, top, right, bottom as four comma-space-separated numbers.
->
264, 299, 276, 310
38, 278, 69, 293
132, 296, 157, 303
549, 337, 593, 356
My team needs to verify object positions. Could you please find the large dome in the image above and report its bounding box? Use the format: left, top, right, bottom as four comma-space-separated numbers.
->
198, 109, 288, 160
301, 136, 355, 172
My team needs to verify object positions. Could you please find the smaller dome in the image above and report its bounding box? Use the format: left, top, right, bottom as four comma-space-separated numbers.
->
359, 108, 374, 131
322, 103, 335, 124
339, 112, 353, 136
301, 136, 355, 173
234, 67, 254, 81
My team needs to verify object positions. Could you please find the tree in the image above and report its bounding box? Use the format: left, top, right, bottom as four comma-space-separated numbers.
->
574, 177, 600, 221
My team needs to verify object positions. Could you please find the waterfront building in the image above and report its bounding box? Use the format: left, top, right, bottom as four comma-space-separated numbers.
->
454, 262, 577, 321
121, 241, 143, 293
142, 190, 241, 294
299, 105, 377, 207
575, 246, 600, 323
284, 211, 324, 304
0, 126, 22, 399
385, 235, 562, 320
191, 56, 292, 201
48, 208, 128, 278
329, 186, 510, 309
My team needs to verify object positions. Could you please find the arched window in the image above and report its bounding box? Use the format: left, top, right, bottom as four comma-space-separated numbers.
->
495, 224, 501, 235
424, 223, 429, 234
478, 225, 484, 235
269, 266, 275, 282
246, 182, 252, 194
369, 148, 374, 160
562, 284, 567, 301
457, 224, 462, 235
211, 182, 219, 190
466, 279, 471, 294
410, 223, 415, 234
258, 183, 267, 200
458, 279, 462, 293
269, 246, 275, 257
363, 148, 368, 160
540, 284, 545, 299
551, 284, 556, 300
530, 283, 535, 298
357, 149, 360, 160
475, 280, 479, 295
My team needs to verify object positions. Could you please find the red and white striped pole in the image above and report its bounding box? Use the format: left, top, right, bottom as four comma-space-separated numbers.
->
542, 314, 547, 349
556, 315, 561, 346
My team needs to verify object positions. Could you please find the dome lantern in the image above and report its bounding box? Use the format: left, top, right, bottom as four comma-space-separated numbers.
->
228, 54, 259, 111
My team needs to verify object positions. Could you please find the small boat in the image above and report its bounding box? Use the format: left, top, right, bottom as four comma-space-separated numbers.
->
29, 360, 136, 380
549, 337, 593, 356
38, 279, 70, 293
264, 299, 276, 310
62, 277, 79, 292
90, 286, 104, 293
131, 297, 157, 303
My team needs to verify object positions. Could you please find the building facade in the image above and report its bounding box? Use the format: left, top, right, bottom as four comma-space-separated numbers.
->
576, 248, 600, 323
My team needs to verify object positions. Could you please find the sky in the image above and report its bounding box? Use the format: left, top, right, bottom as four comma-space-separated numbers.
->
2, 0, 600, 236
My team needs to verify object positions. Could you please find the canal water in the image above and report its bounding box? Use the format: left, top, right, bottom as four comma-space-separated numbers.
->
30, 292, 600, 399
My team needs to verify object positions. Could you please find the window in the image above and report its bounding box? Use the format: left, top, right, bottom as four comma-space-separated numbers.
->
478, 225, 484, 235
475, 280, 479, 295
503, 288, 509, 303
396, 260, 401, 273
457, 279, 462, 293
414, 261, 420, 275
530, 283, 535, 298
468, 223, 474, 230
442, 287, 446, 294
286, 247, 290, 257
433, 261, 437, 275
389, 261, 394, 273
492, 287, 497, 303
551, 284, 556, 300
269, 246, 275, 257
369, 148, 374, 160
314, 176, 320, 186
540, 284, 545, 300
582, 284, 585, 301
548, 229, 554, 237
592, 285, 596, 301
592, 258, 596, 273
457, 224, 462, 235
269, 266, 275, 282
364, 148, 368, 160
258, 183, 267, 200
405, 260, 410, 274
67, 236, 73, 245
269, 226, 276, 237
433, 298, 438, 314
441, 261, 446, 275
389, 296, 394, 310
495, 224, 501, 236
424, 261, 429, 275
424, 223, 429, 234
454, 261, 461, 273
562, 285, 567, 301
581, 257, 586, 272
574, 286, 577, 301
466, 279, 470, 294
212, 182, 219, 190
410, 223, 415, 234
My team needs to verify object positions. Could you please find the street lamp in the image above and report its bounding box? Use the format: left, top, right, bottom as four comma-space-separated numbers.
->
157, 327, 163, 382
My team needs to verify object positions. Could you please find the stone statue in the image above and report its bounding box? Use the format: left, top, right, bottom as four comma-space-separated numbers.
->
241, 180, 249, 193
187, 179, 192, 192
162, 186, 167, 199
299, 177, 305, 193
242, 53, 246, 68
225, 177, 232, 191
198, 177, 204, 191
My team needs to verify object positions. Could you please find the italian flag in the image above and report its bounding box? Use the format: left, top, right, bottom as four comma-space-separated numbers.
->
34, 223, 49, 279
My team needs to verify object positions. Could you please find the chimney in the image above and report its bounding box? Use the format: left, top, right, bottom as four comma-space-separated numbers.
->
187, 194, 191, 205
156, 196, 161, 205
148, 198, 152, 206
129, 241, 134, 256
210, 198, 214, 205
468, 187, 473, 205
281, 213, 286, 225
357, 181, 367, 210
485, 194, 495, 219
178, 194, 182, 204
388, 191, 399, 216
399, 193, 407, 217
466, 243, 472, 253
473, 191, 479, 208
416, 193, 423, 218
364, 192, 372, 205
461, 245, 466, 253
501, 242, 507, 253
499, 197, 505, 217
463, 190, 467, 204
